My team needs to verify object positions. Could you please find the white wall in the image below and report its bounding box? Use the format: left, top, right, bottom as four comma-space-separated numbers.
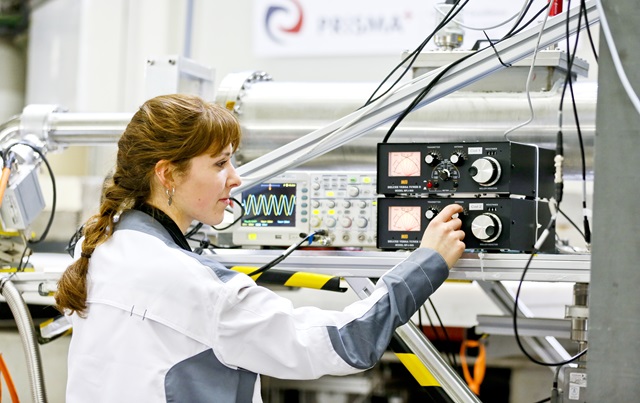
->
0, 37, 26, 121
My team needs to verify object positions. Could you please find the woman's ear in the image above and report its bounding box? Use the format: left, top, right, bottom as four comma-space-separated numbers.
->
154, 160, 175, 189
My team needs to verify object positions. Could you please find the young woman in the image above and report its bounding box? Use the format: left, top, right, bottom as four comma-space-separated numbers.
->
55, 94, 465, 402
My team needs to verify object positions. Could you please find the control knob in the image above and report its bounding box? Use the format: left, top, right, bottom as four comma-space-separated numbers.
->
471, 213, 502, 242
424, 153, 441, 166
450, 151, 466, 166
469, 157, 501, 186
325, 217, 337, 228
425, 208, 439, 220
340, 217, 352, 228
356, 217, 368, 228
347, 186, 360, 197
310, 217, 322, 228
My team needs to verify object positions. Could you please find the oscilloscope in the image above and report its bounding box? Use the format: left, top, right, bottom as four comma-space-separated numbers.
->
231, 170, 378, 248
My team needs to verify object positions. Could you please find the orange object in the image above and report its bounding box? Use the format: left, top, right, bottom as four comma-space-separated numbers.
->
460, 339, 486, 395
0, 353, 20, 402
0, 166, 11, 209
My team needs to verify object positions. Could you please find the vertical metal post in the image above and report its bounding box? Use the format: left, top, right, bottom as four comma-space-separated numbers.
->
588, 0, 640, 400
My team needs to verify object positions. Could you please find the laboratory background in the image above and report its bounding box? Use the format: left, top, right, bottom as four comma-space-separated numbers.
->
0, 0, 638, 402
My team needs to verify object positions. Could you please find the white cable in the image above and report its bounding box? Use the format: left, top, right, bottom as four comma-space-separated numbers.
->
595, 0, 640, 116
503, 2, 553, 139
434, 0, 530, 31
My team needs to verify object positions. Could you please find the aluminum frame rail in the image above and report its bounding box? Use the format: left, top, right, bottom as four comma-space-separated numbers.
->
209, 250, 591, 283
231, 0, 599, 195
476, 281, 573, 369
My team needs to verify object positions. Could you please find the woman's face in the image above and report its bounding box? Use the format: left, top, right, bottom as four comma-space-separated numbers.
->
170, 144, 241, 232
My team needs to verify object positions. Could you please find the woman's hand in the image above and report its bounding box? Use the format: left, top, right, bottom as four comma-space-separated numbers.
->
419, 204, 466, 269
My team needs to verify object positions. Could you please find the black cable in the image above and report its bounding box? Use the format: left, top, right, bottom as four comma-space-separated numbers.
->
16, 243, 32, 272
580, 0, 598, 61
66, 224, 84, 257
482, 31, 511, 68
533, 398, 551, 403
381, 50, 478, 143
513, 218, 589, 367
212, 197, 245, 231
247, 230, 326, 277
559, 0, 591, 245
502, 0, 536, 39
422, 304, 458, 369
184, 222, 203, 239
363, 0, 471, 107
507, 3, 551, 39
428, 298, 458, 368
557, 207, 586, 240
185, 197, 245, 249
381, 1, 551, 144
4, 141, 56, 244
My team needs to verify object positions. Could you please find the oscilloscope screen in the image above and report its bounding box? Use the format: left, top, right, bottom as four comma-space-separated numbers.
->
240, 183, 297, 227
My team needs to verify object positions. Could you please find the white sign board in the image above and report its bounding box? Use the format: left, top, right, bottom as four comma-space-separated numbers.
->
253, 0, 549, 58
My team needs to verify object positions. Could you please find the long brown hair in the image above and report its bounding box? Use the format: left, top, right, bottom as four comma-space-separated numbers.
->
55, 94, 241, 315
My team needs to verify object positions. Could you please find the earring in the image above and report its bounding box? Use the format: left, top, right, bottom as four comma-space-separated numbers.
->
166, 187, 175, 206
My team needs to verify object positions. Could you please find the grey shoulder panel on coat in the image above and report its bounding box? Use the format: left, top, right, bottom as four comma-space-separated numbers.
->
116, 210, 242, 283
165, 349, 256, 402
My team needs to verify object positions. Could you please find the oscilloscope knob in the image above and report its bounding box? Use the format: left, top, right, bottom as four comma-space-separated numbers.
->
356, 217, 368, 228
340, 217, 352, 228
326, 201, 336, 208
471, 213, 502, 242
310, 217, 322, 228
470, 157, 501, 186
342, 200, 352, 209
325, 217, 337, 228
347, 186, 360, 197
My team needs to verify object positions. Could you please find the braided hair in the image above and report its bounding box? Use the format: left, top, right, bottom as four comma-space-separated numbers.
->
55, 94, 241, 315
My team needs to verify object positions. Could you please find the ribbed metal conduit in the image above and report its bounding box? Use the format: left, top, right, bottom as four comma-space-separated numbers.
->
0, 279, 48, 403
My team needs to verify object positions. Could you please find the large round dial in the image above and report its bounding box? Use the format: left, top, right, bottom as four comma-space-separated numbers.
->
431, 160, 460, 182
471, 213, 502, 242
469, 157, 501, 186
